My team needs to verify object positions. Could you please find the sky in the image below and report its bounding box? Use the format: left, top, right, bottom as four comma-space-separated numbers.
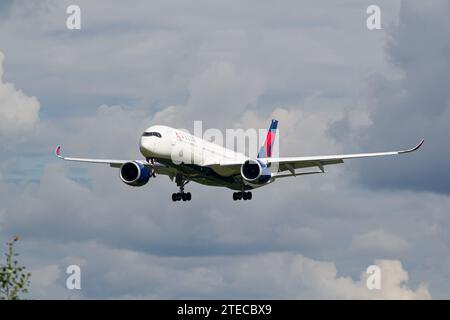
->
0, 0, 449, 299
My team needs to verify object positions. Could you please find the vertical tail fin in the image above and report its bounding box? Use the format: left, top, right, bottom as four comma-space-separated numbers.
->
257, 119, 278, 158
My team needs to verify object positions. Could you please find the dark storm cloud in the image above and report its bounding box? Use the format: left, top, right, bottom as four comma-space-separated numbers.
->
0, 0, 398, 118
344, 0, 450, 194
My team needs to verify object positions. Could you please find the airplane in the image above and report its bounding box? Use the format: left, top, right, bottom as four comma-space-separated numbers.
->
55, 119, 424, 202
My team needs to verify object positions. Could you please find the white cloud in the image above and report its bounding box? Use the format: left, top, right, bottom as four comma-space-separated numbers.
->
24, 243, 430, 299
0, 51, 40, 138
368, 260, 430, 299
27, 262, 84, 299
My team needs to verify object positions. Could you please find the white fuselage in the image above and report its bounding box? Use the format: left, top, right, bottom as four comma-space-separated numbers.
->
139, 125, 248, 177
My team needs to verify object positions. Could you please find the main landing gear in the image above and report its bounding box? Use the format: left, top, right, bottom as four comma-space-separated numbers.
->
233, 191, 252, 201
172, 192, 192, 202
172, 174, 192, 202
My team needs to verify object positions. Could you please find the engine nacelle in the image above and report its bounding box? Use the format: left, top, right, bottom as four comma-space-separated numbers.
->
240, 159, 271, 185
119, 161, 151, 187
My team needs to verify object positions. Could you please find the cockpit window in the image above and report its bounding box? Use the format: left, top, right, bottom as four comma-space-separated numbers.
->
142, 132, 162, 138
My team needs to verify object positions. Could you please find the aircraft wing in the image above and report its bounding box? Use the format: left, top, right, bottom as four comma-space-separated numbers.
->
218, 139, 424, 176
54, 145, 176, 176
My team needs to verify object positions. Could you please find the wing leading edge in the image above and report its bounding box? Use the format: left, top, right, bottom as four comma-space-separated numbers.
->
55, 145, 128, 168
54, 146, 175, 176
218, 139, 424, 175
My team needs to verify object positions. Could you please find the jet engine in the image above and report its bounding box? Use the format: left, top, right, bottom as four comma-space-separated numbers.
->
119, 161, 151, 186
240, 159, 271, 185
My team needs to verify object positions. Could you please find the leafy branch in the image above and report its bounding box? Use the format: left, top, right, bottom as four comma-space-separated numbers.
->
0, 236, 31, 300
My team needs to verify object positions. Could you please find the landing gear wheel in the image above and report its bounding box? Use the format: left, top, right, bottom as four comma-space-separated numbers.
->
232, 191, 253, 201
171, 175, 192, 202
171, 192, 192, 202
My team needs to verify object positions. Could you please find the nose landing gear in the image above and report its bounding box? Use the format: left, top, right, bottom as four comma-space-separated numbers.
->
146, 158, 157, 177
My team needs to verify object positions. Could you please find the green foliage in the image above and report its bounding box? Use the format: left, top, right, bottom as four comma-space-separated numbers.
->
0, 236, 32, 300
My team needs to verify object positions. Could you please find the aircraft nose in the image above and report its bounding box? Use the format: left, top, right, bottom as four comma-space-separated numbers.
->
139, 137, 155, 156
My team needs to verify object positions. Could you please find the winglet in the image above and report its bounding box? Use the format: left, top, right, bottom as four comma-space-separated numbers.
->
55, 145, 63, 159
399, 139, 424, 154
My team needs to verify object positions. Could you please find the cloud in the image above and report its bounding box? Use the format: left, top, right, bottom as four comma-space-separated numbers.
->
0, 0, 13, 15
370, 260, 430, 299
335, 0, 450, 194
22, 243, 430, 299
0, 0, 449, 300
1, 138, 448, 298
28, 264, 74, 299
0, 0, 400, 116
0, 51, 40, 138
54, 104, 152, 158
352, 229, 409, 253
152, 61, 266, 130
